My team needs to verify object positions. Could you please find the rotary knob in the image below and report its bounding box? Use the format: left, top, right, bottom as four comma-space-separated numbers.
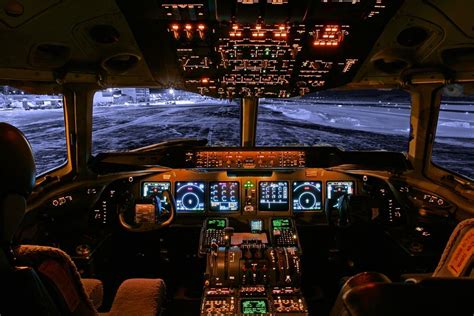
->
75, 244, 91, 257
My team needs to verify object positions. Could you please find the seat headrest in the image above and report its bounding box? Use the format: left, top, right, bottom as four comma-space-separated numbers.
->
0, 123, 36, 198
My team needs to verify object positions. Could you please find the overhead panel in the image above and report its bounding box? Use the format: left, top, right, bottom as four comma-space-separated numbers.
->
123, 0, 404, 97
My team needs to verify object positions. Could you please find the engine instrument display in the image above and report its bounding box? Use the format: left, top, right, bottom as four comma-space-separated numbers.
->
259, 181, 289, 211
209, 181, 239, 212
327, 181, 354, 208
241, 299, 268, 315
176, 182, 205, 213
292, 181, 323, 211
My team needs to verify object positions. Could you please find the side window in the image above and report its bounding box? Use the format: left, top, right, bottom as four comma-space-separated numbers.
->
432, 85, 474, 179
0, 86, 67, 175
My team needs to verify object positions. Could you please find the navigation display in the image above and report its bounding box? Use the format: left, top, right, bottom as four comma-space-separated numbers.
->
241, 299, 268, 314
327, 181, 354, 209
259, 181, 289, 211
209, 181, 239, 212
292, 181, 323, 211
175, 182, 205, 213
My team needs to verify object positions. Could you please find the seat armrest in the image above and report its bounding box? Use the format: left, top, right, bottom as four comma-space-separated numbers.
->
107, 279, 166, 316
81, 278, 103, 310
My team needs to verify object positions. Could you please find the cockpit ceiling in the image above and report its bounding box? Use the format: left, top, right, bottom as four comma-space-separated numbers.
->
0, 0, 473, 94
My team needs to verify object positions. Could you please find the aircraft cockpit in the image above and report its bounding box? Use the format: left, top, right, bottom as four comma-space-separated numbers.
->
0, 0, 474, 315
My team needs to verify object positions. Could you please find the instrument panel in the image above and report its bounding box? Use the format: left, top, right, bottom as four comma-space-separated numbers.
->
131, 169, 357, 219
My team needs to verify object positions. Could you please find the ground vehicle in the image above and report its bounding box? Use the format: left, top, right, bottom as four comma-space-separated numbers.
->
1, 0, 473, 315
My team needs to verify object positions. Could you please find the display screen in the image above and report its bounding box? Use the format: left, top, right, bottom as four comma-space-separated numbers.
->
259, 181, 289, 211
327, 181, 354, 208
206, 218, 227, 229
175, 182, 205, 212
142, 181, 171, 198
241, 299, 268, 314
250, 219, 263, 232
272, 218, 291, 230
209, 181, 239, 212
140, 182, 171, 217
292, 181, 322, 211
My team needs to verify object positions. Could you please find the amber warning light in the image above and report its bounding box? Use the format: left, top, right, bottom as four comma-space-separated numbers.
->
313, 25, 347, 47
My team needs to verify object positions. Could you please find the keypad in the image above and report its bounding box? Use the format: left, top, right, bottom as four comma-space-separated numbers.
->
273, 229, 296, 246
205, 229, 226, 247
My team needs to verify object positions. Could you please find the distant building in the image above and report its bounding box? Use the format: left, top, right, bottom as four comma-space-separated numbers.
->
93, 88, 150, 105
136, 88, 150, 102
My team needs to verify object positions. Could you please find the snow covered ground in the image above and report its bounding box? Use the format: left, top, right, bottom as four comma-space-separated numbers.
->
1, 97, 473, 179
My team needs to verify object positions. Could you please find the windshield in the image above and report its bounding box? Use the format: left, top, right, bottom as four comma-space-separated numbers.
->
257, 89, 411, 151
92, 88, 412, 154
92, 88, 240, 154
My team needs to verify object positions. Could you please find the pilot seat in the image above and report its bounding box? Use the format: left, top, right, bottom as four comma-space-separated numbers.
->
0, 122, 166, 315
330, 218, 474, 316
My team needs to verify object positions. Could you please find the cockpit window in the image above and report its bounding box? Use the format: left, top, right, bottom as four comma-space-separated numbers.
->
92, 88, 240, 154
0, 86, 67, 175
432, 85, 474, 180
256, 89, 411, 152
